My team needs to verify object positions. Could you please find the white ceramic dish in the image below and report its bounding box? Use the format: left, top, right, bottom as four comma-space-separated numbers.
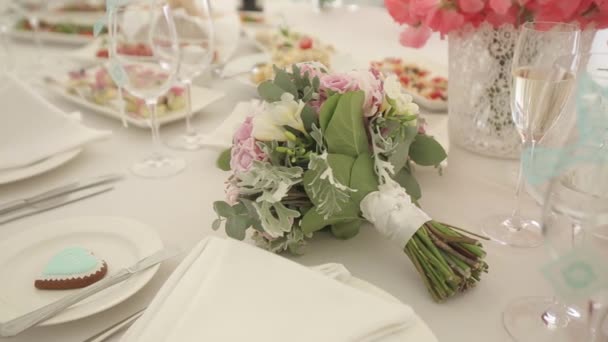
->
44, 70, 225, 129
0, 216, 164, 325
0, 148, 82, 186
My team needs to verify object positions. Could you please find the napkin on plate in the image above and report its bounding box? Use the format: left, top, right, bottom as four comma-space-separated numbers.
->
122, 237, 426, 342
0, 74, 111, 170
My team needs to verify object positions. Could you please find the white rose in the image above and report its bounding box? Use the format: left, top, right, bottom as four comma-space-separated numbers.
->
384, 75, 420, 116
252, 93, 306, 141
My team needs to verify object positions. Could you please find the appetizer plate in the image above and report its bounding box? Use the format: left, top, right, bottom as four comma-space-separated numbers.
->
0, 216, 164, 325
10, 30, 95, 45
0, 148, 82, 186
44, 71, 225, 129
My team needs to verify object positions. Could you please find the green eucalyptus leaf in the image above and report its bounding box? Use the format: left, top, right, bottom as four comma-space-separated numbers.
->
217, 148, 231, 171
409, 134, 447, 166
324, 91, 368, 157
213, 201, 235, 218
319, 94, 341, 132
301, 104, 318, 133
211, 219, 221, 231
258, 81, 286, 102
273, 68, 298, 98
394, 168, 421, 201
226, 215, 248, 240
387, 125, 418, 173
349, 153, 379, 204
331, 220, 362, 240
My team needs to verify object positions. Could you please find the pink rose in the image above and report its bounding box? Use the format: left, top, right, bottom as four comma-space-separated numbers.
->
295, 62, 327, 81
225, 182, 240, 205
459, 0, 485, 13
489, 0, 512, 15
349, 69, 384, 117
399, 25, 432, 48
230, 117, 266, 173
320, 73, 357, 93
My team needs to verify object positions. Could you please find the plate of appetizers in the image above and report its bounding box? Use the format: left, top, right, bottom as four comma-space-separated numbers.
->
0, 216, 163, 325
44, 65, 225, 128
371, 57, 448, 111
68, 37, 153, 61
11, 17, 103, 45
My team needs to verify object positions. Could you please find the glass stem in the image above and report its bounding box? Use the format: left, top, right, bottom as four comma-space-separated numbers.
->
146, 99, 162, 155
512, 139, 534, 223
184, 81, 194, 135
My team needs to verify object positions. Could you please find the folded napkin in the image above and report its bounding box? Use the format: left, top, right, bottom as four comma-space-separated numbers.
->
122, 237, 421, 342
0, 74, 111, 170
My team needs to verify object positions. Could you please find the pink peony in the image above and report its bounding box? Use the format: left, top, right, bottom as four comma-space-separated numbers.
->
425, 8, 465, 36
385, 0, 419, 25
410, 0, 440, 17
399, 25, 432, 48
230, 117, 266, 173
485, 6, 519, 26
320, 73, 357, 93
459, 0, 485, 13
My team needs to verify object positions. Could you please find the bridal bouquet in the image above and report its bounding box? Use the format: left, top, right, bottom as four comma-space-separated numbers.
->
386, 0, 608, 47
213, 62, 488, 302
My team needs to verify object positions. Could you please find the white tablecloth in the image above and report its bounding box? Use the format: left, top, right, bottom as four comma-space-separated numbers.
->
1, 4, 607, 342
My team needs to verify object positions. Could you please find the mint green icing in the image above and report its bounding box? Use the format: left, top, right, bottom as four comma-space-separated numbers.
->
43, 247, 99, 276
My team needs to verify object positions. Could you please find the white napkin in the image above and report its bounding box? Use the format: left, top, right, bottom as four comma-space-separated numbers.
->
201, 101, 258, 149
122, 237, 421, 342
0, 74, 111, 170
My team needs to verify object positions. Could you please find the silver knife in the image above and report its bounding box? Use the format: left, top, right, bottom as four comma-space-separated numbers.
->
0, 248, 180, 337
0, 186, 114, 226
0, 173, 124, 216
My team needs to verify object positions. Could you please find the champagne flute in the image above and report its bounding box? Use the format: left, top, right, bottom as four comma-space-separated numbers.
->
208, 0, 241, 78
167, 0, 216, 150
503, 53, 608, 342
481, 22, 581, 248
109, 0, 185, 178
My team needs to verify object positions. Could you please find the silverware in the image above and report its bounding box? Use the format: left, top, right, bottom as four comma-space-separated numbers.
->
0, 173, 124, 216
0, 186, 114, 225
0, 248, 180, 337
83, 308, 146, 342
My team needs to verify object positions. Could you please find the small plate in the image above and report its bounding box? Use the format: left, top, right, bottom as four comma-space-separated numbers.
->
0, 148, 82, 186
44, 70, 225, 129
0, 216, 164, 325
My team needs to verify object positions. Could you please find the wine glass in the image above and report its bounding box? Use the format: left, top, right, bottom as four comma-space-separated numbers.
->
109, 0, 185, 178
208, 0, 241, 78
481, 22, 581, 248
503, 53, 608, 342
167, 0, 216, 150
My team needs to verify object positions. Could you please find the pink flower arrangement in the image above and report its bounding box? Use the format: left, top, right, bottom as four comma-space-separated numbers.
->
386, 0, 608, 47
230, 116, 267, 173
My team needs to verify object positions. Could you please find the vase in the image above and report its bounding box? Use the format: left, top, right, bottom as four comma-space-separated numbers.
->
447, 23, 596, 159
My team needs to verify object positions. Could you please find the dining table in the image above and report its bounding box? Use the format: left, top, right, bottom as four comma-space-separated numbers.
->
1, 3, 607, 342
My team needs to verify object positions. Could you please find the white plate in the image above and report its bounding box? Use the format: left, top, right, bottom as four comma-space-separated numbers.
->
10, 30, 95, 45
0, 216, 164, 325
0, 148, 82, 186
66, 37, 107, 62
45, 74, 226, 129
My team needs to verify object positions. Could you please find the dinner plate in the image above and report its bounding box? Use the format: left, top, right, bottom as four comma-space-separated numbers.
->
0, 216, 164, 326
44, 73, 226, 129
10, 30, 95, 45
0, 148, 82, 186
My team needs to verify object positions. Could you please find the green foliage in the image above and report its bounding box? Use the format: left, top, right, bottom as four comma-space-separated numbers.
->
213, 201, 256, 240
300, 204, 360, 234
394, 168, 421, 201
236, 161, 303, 202
388, 125, 418, 173
300, 104, 318, 133
319, 94, 341, 132
217, 148, 231, 171
258, 66, 321, 104
331, 221, 362, 240
324, 91, 368, 157
409, 134, 447, 167
253, 201, 301, 238
258, 81, 286, 102
349, 153, 379, 204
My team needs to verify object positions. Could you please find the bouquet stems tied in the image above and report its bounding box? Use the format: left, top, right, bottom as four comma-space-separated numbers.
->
404, 221, 489, 302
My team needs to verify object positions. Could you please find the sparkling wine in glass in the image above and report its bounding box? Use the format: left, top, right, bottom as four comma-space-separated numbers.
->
167, 0, 216, 150
481, 22, 581, 248
109, 0, 185, 178
503, 53, 608, 342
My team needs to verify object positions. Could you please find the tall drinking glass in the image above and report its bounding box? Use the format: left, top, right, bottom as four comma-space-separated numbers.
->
167, 0, 215, 150
503, 53, 608, 341
209, 0, 240, 78
109, 0, 185, 178
482, 22, 581, 248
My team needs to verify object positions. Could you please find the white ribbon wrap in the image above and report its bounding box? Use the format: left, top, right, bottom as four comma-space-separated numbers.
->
360, 181, 431, 248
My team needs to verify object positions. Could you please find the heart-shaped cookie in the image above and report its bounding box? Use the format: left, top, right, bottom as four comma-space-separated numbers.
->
35, 247, 108, 290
